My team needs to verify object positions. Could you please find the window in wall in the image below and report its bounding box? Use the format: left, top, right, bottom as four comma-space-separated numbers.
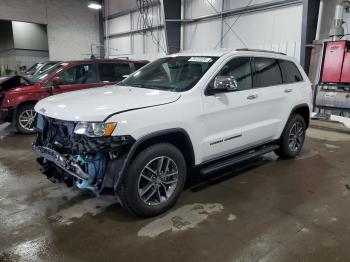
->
253, 58, 282, 88
98, 63, 131, 82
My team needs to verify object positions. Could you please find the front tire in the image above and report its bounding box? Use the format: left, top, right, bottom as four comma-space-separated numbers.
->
119, 143, 187, 217
15, 104, 37, 134
276, 114, 306, 159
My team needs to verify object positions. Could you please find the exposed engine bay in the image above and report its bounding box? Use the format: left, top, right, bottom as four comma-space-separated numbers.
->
0, 75, 33, 91
33, 114, 135, 195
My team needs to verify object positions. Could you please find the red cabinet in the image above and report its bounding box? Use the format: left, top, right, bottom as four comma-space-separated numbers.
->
321, 41, 347, 83
341, 52, 350, 82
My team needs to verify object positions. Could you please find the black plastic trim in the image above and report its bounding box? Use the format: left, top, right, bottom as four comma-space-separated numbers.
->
289, 103, 310, 127
200, 144, 279, 176
113, 128, 195, 191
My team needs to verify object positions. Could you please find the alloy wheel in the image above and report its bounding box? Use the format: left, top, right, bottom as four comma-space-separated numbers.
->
19, 109, 37, 132
288, 121, 304, 152
137, 156, 179, 206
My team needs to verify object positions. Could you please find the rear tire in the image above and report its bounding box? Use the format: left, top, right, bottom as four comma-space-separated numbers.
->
15, 104, 37, 134
119, 143, 187, 217
276, 114, 306, 159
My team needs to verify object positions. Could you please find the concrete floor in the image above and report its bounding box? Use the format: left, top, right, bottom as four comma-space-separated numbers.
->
1, 123, 350, 262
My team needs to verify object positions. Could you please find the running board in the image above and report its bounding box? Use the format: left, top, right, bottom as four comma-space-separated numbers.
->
200, 144, 279, 176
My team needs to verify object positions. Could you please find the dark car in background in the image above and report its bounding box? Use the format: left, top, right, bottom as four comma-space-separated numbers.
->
0, 59, 148, 134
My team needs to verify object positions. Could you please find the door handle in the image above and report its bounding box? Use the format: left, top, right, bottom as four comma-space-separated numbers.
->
284, 88, 293, 93
247, 94, 258, 100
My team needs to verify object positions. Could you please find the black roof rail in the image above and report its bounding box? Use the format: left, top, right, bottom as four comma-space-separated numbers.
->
236, 48, 287, 55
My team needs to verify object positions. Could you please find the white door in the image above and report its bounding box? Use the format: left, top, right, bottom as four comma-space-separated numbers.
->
201, 56, 290, 162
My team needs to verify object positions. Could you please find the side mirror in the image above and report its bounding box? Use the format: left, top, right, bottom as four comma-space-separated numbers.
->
213, 76, 238, 92
52, 76, 64, 87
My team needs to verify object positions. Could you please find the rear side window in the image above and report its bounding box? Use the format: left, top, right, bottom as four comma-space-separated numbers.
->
134, 63, 146, 70
98, 63, 131, 82
253, 57, 282, 88
278, 60, 303, 83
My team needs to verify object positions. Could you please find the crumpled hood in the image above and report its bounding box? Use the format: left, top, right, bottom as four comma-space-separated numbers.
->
35, 85, 181, 122
0, 75, 33, 91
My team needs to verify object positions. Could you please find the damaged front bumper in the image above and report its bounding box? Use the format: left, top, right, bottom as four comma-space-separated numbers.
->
33, 114, 135, 195
33, 145, 90, 181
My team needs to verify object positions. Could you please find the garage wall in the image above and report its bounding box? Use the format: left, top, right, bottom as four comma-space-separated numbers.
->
183, 0, 303, 60
46, 0, 100, 60
0, 0, 100, 60
0, 20, 49, 70
12, 21, 48, 51
12, 21, 49, 70
104, 0, 303, 61
104, 1, 167, 61
0, 20, 15, 69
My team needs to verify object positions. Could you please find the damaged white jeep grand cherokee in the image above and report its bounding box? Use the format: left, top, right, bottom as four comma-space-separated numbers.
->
33, 49, 312, 217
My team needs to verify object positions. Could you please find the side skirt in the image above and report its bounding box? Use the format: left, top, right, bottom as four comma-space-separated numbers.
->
199, 143, 279, 176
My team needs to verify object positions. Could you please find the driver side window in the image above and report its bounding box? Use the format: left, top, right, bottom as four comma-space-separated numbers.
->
58, 64, 95, 85
217, 57, 253, 91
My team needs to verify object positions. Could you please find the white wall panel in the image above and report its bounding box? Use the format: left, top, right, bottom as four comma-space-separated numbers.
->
133, 34, 144, 55
131, 5, 162, 31
108, 15, 131, 35
183, 3, 303, 60
184, 0, 222, 18
183, 20, 222, 50
144, 29, 166, 54
47, 0, 100, 60
224, 0, 277, 10
106, 4, 166, 61
105, 0, 137, 17
108, 36, 131, 57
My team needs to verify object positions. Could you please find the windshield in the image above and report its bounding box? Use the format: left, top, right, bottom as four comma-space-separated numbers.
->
31, 63, 66, 83
26, 63, 42, 75
121, 56, 219, 92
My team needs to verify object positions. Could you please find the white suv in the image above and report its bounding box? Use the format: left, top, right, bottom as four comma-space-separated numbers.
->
33, 49, 313, 217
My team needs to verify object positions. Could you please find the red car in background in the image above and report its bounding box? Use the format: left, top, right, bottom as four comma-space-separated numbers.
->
0, 59, 148, 134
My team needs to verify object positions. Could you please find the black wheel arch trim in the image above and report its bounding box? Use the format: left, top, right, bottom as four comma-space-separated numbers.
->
289, 103, 310, 127
113, 128, 195, 191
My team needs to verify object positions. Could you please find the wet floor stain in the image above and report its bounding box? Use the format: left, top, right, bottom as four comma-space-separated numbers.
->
50, 195, 118, 225
307, 128, 350, 141
324, 144, 340, 149
227, 214, 237, 221
138, 203, 224, 238
295, 149, 319, 160
0, 123, 12, 140
2, 126, 350, 261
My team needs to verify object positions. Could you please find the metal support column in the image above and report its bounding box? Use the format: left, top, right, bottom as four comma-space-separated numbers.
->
163, 0, 181, 54
300, 0, 320, 74
220, 0, 225, 48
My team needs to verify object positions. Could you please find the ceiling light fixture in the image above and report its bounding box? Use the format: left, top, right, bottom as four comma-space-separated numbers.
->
88, 1, 102, 10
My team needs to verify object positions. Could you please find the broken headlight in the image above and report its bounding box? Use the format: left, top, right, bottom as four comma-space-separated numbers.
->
74, 122, 117, 137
